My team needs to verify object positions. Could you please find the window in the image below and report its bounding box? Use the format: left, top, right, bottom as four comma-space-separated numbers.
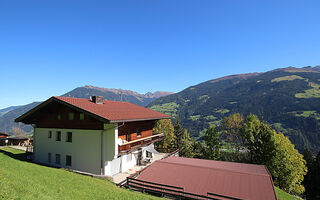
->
66, 155, 72, 166
48, 131, 52, 138
137, 129, 141, 137
55, 154, 61, 165
66, 132, 72, 142
69, 112, 74, 120
48, 153, 51, 163
56, 131, 61, 141
79, 113, 84, 120
57, 114, 61, 120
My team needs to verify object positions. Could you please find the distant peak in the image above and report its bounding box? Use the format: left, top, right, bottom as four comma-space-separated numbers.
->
271, 65, 320, 73
82, 85, 173, 98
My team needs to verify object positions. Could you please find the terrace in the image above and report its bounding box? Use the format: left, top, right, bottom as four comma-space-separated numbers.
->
118, 133, 164, 154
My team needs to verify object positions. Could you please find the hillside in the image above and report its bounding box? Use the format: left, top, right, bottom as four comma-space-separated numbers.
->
0, 106, 22, 117
0, 86, 173, 135
148, 66, 320, 153
0, 102, 41, 134
0, 147, 160, 199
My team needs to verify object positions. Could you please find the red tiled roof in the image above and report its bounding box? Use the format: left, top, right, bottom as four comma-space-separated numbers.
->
136, 156, 277, 200
0, 132, 9, 137
54, 96, 170, 122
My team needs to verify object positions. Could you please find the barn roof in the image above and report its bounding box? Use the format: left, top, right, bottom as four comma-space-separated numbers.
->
15, 96, 170, 124
136, 156, 277, 200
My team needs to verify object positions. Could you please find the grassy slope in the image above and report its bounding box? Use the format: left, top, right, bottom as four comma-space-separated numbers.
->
0, 147, 160, 200
275, 187, 301, 200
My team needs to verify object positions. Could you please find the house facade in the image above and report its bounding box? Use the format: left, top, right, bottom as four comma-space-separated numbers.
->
15, 96, 169, 176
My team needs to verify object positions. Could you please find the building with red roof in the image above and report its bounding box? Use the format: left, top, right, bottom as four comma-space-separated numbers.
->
0, 132, 9, 146
127, 156, 278, 200
0, 132, 9, 138
15, 96, 170, 176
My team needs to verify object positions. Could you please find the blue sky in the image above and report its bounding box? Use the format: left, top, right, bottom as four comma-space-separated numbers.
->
0, 0, 320, 109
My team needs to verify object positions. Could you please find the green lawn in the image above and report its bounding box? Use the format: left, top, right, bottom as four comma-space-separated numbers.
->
275, 187, 301, 200
0, 147, 160, 200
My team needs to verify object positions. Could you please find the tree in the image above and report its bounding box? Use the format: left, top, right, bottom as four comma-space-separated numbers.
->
193, 141, 206, 159
173, 117, 184, 150
303, 149, 314, 199
153, 119, 176, 152
310, 151, 320, 198
240, 114, 275, 165
179, 129, 194, 158
222, 113, 244, 152
10, 125, 27, 136
268, 133, 307, 194
204, 125, 220, 160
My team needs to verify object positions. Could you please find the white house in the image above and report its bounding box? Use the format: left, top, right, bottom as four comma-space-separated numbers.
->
15, 96, 169, 176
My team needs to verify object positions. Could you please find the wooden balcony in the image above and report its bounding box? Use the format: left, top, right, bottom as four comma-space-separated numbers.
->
118, 133, 164, 154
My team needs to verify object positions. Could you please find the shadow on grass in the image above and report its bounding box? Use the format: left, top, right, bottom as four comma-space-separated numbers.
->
0, 149, 28, 162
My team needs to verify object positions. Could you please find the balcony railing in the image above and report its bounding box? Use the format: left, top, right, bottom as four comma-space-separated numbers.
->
118, 133, 164, 154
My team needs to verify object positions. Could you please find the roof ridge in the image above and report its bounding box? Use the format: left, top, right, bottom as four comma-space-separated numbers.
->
158, 159, 270, 177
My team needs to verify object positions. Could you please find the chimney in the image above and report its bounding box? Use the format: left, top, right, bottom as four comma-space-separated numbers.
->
91, 96, 104, 104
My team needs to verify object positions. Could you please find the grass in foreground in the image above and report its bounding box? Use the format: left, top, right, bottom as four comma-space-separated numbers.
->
0, 147, 160, 200
275, 187, 301, 200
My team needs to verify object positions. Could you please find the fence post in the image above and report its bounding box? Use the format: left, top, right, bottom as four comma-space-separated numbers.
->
126, 177, 129, 188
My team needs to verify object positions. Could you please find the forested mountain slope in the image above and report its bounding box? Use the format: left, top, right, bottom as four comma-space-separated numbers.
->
148, 66, 320, 153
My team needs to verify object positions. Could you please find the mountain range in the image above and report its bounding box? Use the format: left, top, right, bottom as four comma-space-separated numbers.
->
0, 86, 173, 135
3, 66, 320, 153
148, 66, 320, 153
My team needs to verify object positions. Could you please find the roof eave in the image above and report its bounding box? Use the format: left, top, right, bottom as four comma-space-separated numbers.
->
15, 97, 56, 123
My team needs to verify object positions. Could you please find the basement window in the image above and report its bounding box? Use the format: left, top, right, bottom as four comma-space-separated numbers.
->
79, 113, 84, 120
55, 154, 61, 165
48, 131, 52, 138
66, 132, 72, 143
69, 112, 74, 120
56, 131, 61, 141
66, 155, 72, 166
48, 152, 51, 163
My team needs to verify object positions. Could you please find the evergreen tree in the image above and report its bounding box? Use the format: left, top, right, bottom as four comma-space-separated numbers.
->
303, 148, 314, 199
179, 129, 194, 158
312, 151, 320, 199
204, 125, 221, 160
153, 119, 176, 152
193, 141, 206, 159
173, 117, 184, 150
